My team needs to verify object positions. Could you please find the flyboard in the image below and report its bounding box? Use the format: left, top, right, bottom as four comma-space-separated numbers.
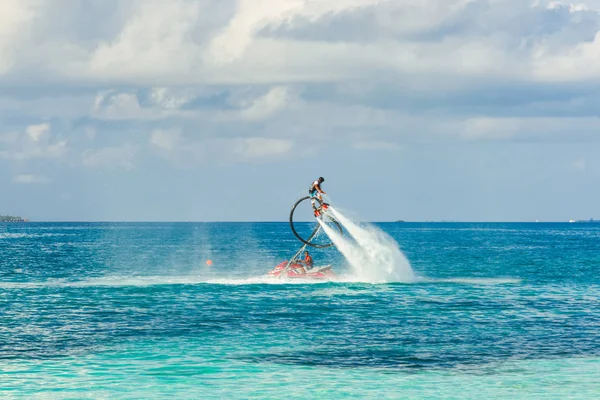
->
267, 195, 342, 280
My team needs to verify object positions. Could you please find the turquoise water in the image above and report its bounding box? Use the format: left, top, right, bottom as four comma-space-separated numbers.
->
1, 222, 599, 399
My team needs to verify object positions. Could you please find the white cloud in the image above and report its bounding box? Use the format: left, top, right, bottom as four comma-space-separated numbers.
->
204, 0, 387, 67
548, 1, 588, 12
0, 0, 598, 87
204, 0, 306, 65
150, 129, 181, 152
149, 88, 197, 110
92, 91, 146, 120
0, 0, 35, 74
87, 1, 202, 82
0, 124, 68, 160
533, 30, 600, 81
13, 174, 51, 184
26, 123, 50, 142
239, 86, 293, 121
92, 90, 198, 120
1, 0, 600, 152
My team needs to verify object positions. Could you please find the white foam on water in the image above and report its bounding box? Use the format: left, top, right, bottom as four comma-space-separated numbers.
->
0, 276, 207, 289
0, 232, 76, 239
318, 207, 415, 283
203, 276, 337, 285
0, 274, 341, 289
0, 274, 521, 289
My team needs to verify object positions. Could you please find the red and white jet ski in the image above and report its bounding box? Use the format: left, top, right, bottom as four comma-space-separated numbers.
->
269, 193, 342, 280
267, 261, 335, 280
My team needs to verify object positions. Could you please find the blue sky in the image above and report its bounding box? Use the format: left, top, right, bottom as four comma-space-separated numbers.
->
1, 0, 599, 222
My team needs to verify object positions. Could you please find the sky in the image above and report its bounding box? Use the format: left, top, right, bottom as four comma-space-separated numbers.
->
0, 0, 599, 222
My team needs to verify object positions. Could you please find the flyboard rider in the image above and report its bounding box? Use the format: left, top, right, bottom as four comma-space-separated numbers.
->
309, 177, 327, 217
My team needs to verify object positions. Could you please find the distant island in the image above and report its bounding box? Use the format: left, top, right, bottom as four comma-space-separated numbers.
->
0, 215, 29, 222
569, 218, 599, 223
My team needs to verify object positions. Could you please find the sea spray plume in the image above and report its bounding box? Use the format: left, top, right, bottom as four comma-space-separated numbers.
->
321, 207, 415, 283
317, 219, 366, 273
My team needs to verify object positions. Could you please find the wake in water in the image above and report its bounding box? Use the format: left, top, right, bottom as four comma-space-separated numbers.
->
0, 274, 340, 289
0, 275, 521, 289
318, 206, 415, 283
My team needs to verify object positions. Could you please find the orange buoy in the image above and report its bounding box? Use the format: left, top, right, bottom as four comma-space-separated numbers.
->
206, 260, 213, 266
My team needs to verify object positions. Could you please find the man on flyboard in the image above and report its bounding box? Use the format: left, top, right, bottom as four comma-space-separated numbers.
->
308, 177, 328, 217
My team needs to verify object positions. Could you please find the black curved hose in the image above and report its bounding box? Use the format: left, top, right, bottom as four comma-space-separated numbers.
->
289, 196, 343, 248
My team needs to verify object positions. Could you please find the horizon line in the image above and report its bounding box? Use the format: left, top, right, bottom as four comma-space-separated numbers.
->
2, 220, 597, 224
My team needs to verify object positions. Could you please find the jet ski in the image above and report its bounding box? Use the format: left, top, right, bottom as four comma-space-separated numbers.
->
267, 261, 335, 280
268, 194, 341, 280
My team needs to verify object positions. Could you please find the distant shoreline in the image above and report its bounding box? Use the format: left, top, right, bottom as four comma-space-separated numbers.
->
0, 215, 29, 223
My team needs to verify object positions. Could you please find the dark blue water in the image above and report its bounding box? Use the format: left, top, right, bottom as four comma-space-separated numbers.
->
1, 222, 599, 398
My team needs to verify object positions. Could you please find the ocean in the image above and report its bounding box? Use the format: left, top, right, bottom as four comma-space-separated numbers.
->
1, 221, 599, 399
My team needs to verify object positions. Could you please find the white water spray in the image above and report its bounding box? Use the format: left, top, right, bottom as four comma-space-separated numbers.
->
318, 207, 415, 283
